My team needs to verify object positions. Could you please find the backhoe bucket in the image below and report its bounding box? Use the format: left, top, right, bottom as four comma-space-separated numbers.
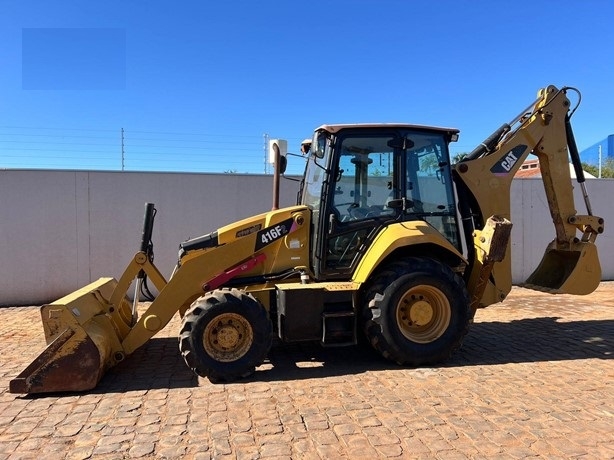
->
10, 277, 132, 394
524, 240, 601, 295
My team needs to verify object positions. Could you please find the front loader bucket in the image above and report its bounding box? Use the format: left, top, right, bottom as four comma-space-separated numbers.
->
523, 240, 601, 295
10, 277, 132, 394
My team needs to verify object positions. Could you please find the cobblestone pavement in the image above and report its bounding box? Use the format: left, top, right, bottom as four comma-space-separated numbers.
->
1, 283, 613, 459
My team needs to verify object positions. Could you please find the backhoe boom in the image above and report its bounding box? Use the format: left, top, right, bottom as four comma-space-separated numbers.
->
455, 85, 603, 305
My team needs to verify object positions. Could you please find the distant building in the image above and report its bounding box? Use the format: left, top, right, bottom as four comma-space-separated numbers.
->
580, 135, 614, 165
515, 159, 596, 179
515, 159, 541, 178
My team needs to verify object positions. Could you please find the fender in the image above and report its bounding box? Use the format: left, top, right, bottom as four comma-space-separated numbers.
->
352, 220, 466, 284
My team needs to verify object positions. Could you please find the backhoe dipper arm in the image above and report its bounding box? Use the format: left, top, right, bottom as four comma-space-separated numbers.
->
454, 85, 603, 307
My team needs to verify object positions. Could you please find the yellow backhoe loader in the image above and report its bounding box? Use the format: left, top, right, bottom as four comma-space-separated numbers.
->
10, 85, 604, 394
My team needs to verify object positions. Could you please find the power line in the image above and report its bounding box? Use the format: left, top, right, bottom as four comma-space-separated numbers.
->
0, 125, 118, 132
0, 125, 307, 174
0, 140, 117, 147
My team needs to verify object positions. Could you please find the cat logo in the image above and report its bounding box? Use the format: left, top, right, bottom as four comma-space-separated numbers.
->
501, 151, 518, 171
490, 145, 528, 175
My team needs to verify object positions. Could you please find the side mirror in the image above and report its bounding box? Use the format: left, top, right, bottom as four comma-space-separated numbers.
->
278, 155, 287, 174
301, 139, 311, 155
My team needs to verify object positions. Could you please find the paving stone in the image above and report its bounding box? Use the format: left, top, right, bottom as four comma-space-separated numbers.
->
156, 445, 187, 458
309, 429, 339, 446
332, 423, 359, 436
314, 443, 344, 458
211, 438, 232, 456
301, 414, 328, 431
128, 442, 155, 458
65, 447, 95, 460
259, 442, 291, 457
284, 423, 308, 439
1, 284, 613, 458
255, 423, 283, 436
235, 446, 260, 460
374, 443, 404, 457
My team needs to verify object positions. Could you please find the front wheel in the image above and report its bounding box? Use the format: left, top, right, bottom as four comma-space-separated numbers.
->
362, 257, 471, 366
179, 288, 272, 382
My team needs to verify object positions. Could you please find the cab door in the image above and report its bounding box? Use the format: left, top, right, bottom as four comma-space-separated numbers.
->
318, 132, 400, 278
315, 128, 461, 280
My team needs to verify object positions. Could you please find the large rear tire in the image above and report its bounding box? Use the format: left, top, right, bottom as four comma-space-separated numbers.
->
362, 257, 471, 366
179, 288, 272, 382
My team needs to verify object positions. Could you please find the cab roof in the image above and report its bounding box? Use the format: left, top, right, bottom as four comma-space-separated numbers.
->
316, 123, 460, 136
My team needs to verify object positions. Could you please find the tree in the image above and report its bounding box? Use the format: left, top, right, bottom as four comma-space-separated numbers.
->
452, 152, 469, 163
419, 154, 439, 176
582, 158, 614, 178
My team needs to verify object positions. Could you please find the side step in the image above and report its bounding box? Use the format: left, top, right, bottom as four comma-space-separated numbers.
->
321, 311, 356, 347
276, 281, 359, 346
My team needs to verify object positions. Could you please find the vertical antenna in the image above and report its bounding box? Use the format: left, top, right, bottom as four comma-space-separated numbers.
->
121, 128, 125, 171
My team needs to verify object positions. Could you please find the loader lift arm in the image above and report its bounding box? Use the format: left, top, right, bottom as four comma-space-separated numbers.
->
10, 204, 306, 393
454, 85, 604, 308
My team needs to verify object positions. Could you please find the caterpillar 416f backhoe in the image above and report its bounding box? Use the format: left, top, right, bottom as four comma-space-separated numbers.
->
10, 85, 604, 394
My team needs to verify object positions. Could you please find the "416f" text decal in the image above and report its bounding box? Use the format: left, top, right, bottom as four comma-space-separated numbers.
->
254, 217, 296, 251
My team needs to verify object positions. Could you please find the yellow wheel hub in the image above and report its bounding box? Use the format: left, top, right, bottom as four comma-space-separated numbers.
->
203, 313, 253, 362
408, 300, 433, 326
396, 285, 451, 344
217, 325, 240, 348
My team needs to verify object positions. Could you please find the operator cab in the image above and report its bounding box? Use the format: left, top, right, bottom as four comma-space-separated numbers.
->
299, 124, 461, 280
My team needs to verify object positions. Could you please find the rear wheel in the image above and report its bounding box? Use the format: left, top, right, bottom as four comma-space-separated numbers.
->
179, 288, 272, 382
362, 257, 471, 366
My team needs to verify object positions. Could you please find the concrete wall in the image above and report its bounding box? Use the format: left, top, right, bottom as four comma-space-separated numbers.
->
1, 170, 612, 305
0, 170, 300, 305
510, 178, 612, 282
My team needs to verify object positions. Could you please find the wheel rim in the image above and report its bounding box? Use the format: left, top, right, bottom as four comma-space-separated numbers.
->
203, 313, 254, 362
396, 284, 451, 343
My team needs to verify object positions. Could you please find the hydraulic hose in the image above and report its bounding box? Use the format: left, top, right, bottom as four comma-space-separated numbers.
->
464, 93, 544, 161
465, 124, 511, 160
140, 203, 157, 253
133, 203, 157, 324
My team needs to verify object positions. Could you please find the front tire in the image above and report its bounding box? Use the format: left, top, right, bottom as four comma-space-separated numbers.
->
362, 257, 471, 366
179, 288, 272, 382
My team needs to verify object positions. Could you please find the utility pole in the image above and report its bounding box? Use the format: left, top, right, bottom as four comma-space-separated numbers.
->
598, 144, 602, 178
121, 128, 125, 171
263, 133, 270, 174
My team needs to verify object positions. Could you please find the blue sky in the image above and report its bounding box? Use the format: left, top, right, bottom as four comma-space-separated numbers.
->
1, 1, 613, 174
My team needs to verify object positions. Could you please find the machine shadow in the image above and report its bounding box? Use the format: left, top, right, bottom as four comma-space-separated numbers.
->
250, 317, 613, 383
448, 316, 613, 366
95, 337, 199, 393
84, 317, 611, 392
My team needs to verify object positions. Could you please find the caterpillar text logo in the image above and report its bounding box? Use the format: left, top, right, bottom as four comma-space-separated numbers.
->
501, 151, 518, 171
490, 145, 528, 175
